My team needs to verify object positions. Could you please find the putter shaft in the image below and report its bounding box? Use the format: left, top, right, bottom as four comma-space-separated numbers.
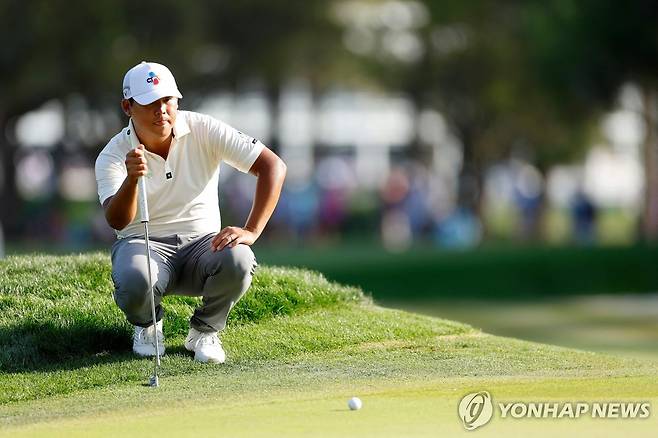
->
143, 222, 161, 370
139, 176, 160, 387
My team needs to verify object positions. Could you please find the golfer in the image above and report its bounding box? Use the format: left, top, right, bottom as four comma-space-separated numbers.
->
95, 61, 286, 363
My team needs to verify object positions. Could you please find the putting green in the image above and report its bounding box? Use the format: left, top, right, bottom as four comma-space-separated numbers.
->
3, 375, 656, 437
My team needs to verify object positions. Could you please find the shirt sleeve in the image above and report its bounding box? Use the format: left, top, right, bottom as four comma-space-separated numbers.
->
95, 148, 127, 206
203, 114, 265, 173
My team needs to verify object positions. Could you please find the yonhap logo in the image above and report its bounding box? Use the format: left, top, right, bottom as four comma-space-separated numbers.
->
459, 391, 493, 430
458, 390, 651, 431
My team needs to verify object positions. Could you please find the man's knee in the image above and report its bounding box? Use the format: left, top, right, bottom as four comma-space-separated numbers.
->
220, 244, 256, 283
113, 267, 150, 314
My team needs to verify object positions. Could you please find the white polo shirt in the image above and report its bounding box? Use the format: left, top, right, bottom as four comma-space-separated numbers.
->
95, 110, 264, 239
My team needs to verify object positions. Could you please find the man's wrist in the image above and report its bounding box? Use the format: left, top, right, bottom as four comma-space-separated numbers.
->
243, 225, 260, 236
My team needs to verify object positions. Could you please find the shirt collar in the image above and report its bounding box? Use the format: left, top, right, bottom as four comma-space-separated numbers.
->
125, 113, 190, 147
173, 113, 190, 138
126, 119, 140, 149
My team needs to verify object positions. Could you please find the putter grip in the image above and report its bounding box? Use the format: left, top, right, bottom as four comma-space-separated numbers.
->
137, 176, 149, 223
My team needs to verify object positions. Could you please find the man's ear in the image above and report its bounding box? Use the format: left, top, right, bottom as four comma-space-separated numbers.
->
121, 99, 131, 117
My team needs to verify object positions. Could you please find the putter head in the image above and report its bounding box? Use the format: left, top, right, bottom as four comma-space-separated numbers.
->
149, 375, 159, 387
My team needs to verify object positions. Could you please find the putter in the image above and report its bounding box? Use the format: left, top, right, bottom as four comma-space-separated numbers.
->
138, 176, 161, 388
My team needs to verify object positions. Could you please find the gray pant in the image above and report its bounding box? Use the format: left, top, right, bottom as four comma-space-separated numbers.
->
111, 233, 257, 333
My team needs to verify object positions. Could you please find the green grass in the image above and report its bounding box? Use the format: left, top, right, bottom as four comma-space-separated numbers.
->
255, 242, 658, 299
0, 254, 363, 372
1, 253, 657, 437
386, 295, 658, 360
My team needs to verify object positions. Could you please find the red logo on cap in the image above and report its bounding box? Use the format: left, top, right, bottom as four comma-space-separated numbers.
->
146, 71, 160, 85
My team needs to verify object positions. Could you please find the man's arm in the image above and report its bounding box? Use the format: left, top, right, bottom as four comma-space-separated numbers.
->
211, 146, 286, 252
103, 145, 148, 230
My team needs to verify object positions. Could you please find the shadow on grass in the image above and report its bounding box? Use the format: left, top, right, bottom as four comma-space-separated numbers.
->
0, 321, 135, 373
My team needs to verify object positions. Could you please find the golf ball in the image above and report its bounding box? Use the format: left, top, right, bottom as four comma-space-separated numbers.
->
348, 397, 362, 410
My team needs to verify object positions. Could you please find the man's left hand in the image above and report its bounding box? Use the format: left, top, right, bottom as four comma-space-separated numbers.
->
211, 226, 258, 252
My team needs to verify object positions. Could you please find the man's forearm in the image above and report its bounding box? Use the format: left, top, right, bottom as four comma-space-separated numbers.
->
105, 176, 139, 230
244, 160, 286, 238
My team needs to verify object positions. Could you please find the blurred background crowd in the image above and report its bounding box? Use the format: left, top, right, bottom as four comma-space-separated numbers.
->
2, 0, 657, 254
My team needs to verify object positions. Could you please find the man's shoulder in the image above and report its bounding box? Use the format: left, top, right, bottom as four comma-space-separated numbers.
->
181, 110, 232, 131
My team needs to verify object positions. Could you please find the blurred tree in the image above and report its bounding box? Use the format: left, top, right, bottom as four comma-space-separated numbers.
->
523, 0, 658, 239
337, 0, 590, 237
417, 1, 589, 216
336, 0, 657, 242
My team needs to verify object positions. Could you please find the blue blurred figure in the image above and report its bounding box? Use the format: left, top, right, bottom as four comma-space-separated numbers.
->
571, 190, 597, 244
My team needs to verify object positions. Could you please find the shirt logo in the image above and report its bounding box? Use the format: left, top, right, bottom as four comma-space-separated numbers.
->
146, 71, 160, 85
237, 131, 258, 145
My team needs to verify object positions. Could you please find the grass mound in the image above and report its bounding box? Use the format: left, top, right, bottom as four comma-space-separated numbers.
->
0, 253, 366, 372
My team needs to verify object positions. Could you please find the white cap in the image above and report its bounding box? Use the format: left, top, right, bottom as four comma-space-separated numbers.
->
122, 61, 183, 105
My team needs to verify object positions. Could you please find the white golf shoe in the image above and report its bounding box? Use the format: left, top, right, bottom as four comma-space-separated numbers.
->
133, 320, 165, 357
184, 327, 226, 364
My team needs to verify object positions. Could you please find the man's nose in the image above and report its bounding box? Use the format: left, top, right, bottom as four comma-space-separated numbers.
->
155, 100, 167, 115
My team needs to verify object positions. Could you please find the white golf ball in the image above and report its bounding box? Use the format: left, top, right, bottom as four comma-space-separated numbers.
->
348, 397, 362, 410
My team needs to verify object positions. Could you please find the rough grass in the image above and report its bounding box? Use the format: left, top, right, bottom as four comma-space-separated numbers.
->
0, 253, 365, 371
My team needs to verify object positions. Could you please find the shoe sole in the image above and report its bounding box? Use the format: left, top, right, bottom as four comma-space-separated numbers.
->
194, 353, 225, 364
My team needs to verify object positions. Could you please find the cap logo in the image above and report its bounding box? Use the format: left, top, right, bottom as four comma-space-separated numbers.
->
146, 71, 160, 85
123, 87, 131, 98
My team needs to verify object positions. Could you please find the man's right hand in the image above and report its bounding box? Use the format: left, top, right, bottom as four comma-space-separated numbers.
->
104, 145, 147, 230
125, 144, 148, 183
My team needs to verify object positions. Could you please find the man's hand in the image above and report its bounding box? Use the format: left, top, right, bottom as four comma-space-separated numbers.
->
104, 145, 149, 230
211, 226, 258, 252
125, 144, 148, 183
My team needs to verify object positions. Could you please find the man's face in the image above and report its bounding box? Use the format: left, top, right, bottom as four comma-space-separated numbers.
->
124, 97, 178, 139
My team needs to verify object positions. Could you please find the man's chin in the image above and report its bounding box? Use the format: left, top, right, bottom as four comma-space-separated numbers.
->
152, 124, 173, 136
